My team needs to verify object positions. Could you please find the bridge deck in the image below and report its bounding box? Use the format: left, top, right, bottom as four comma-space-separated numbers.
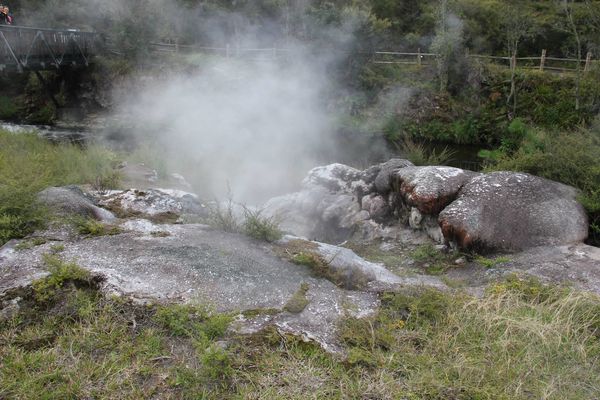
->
0, 25, 99, 72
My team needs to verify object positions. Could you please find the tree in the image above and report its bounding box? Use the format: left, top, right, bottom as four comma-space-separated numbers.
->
558, 0, 583, 111
430, 0, 463, 93
500, 3, 534, 117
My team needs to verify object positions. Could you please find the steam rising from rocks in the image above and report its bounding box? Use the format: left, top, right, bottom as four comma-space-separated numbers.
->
119, 52, 339, 203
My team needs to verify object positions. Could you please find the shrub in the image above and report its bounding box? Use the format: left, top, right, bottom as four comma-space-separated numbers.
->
0, 95, 20, 119
242, 208, 282, 242
32, 255, 92, 303
72, 217, 121, 237
396, 138, 455, 166
207, 199, 240, 233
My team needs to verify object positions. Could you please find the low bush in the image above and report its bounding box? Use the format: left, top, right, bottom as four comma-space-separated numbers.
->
242, 208, 282, 242
0, 95, 20, 120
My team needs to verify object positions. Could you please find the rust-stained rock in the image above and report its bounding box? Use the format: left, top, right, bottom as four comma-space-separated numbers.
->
438, 172, 588, 251
394, 166, 479, 215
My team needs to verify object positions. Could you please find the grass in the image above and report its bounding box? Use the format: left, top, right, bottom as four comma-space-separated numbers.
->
409, 244, 463, 275
475, 255, 511, 268
395, 137, 455, 166
207, 199, 240, 233
207, 200, 283, 243
72, 217, 122, 237
0, 257, 234, 399
0, 130, 120, 246
2, 266, 600, 399
231, 275, 600, 399
242, 208, 282, 243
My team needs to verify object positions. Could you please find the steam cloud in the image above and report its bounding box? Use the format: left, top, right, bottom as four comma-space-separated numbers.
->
119, 51, 339, 203
17, 0, 393, 203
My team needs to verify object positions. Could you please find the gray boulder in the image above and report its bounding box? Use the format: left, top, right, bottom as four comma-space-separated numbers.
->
438, 172, 588, 251
373, 158, 414, 194
264, 162, 413, 243
38, 186, 115, 222
394, 166, 479, 214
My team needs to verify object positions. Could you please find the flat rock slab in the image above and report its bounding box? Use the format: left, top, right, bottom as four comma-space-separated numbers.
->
505, 244, 600, 293
0, 224, 383, 352
38, 186, 116, 222
439, 172, 588, 251
394, 166, 480, 214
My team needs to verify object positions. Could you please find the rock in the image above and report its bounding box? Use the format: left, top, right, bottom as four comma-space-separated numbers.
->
278, 235, 447, 292
99, 188, 207, 218
439, 172, 588, 251
374, 158, 414, 194
361, 194, 390, 221
265, 161, 425, 243
394, 166, 479, 214
409, 207, 444, 243
504, 244, 600, 293
454, 257, 467, 265
302, 163, 363, 193
409, 207, 423, 229
0, 225, 384, 353
170, 173, 192, 189
38, 186, 115, 222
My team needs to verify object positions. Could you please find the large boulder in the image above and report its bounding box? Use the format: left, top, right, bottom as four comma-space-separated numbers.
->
264, 161, 415, 242
38, 186, 115, 222
438, 172, 588, 251
394, 166, 480, 214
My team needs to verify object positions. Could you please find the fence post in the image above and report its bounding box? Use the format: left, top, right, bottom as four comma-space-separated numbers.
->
417, 48, 421, 66
584, 51, 593, 73
539, 49, 546, 71
511, 53, 517, 70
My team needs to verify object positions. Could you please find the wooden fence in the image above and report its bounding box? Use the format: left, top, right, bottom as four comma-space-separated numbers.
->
150, 41, 598, 74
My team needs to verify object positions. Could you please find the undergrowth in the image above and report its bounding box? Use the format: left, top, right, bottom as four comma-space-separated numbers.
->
0, 130, 120, 245
0, 257, 234, 399
2, 268, 600, 399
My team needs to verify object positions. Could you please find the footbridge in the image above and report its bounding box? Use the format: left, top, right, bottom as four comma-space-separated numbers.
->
0, 25, 99, 73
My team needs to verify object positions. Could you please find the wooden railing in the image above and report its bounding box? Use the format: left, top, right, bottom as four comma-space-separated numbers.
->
0, 25, 100, 72
149, 42, 598, 73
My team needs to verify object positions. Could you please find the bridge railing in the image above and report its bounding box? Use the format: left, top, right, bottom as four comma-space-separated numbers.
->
0, 25, 100, 71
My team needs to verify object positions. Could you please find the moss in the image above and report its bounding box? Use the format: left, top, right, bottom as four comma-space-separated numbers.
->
283, 283, 310, 314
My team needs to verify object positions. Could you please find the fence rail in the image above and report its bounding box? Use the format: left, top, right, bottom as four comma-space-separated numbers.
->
149, 42, 598, 73
0, 25, 99, 72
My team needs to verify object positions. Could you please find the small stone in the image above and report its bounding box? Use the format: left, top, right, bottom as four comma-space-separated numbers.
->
454, 257, 467, 265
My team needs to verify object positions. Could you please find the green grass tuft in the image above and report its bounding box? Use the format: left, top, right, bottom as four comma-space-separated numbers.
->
242, 208, 282, 242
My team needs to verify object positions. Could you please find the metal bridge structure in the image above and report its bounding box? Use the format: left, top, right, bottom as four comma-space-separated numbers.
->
0, 25, 99, 73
